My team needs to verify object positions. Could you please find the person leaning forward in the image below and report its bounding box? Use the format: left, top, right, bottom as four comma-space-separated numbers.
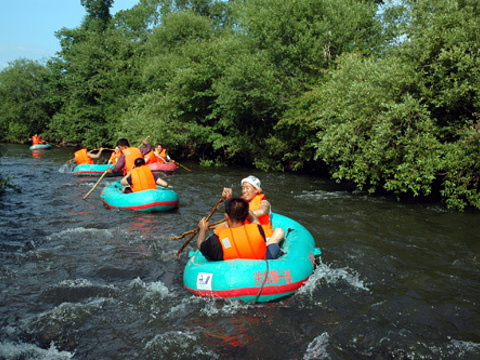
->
106, 138, 152, 175
197, 197, 281, 261
74, 144, 104, 165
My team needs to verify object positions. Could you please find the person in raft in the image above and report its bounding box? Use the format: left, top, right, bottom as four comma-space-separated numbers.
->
31, 134, 45, 145
143, 144, 169, 165
221, 175, 285, 250
74, 144, 105, 165
120, 158, 172, 193
106, 138, 152, 175
153, 144, 172, 163
108, 146, 121, 165
197, 197, 281, 260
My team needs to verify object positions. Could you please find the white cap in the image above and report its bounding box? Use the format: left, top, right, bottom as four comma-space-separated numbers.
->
241, 175, 262, 191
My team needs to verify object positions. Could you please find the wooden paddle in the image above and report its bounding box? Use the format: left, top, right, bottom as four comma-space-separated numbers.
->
139, 136, 150, 147
175, 197, 226, 257
82, 166, 113, 200
170, 218, 225, 240
175, 161, 192, 172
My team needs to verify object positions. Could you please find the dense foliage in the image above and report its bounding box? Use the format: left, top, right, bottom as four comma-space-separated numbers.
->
0, 0, 479, 210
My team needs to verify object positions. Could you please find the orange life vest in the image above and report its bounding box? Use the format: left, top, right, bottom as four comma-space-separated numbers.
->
32, 135, 44, 145
213, 223, 266, 260
244, 193, 273, 237
144, 150, 157, 165
130, 165, 157, 192
154, 148, 167, 163
74, 149, 93, 165
109, 151, 120, 165
122, 147, 143, 175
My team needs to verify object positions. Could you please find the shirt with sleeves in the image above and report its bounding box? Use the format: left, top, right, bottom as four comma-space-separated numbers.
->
112, 144, 152, 173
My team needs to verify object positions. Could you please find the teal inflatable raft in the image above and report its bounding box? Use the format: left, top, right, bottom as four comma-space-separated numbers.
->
100, 181, 179, 212
30, 144, 52, 150
183, 213, 321, 303
74, 164, 119, 176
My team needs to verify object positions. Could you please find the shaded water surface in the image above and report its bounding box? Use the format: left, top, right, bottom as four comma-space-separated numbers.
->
0, 144, 479, 359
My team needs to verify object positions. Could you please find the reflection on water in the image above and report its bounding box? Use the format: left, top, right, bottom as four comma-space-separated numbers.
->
31, 149, 44, 159
0, 144, 479, 359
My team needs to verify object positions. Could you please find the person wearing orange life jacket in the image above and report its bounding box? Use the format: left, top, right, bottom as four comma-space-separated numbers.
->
31, 134, 45, 145
106, 138, 152, 175
153, 144, 172, 164
74, 144, 105, 165
108, 146, 121, 165
143, 148, 157, 165
221, 175, 285, 251
198, 197, 282, 260
120, 158, 172, 193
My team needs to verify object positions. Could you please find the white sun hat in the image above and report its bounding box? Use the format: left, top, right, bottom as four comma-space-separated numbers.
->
241, 175, 262, 191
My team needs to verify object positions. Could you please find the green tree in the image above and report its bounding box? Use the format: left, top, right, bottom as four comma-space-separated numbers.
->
0, 59, 53, 142
81, 0, 114, 31
48, 0, 145, 147
293, 0, 480, 210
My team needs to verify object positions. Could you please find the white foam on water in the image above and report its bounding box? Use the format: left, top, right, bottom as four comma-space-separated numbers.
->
165, 295, 207, 318
128, 277, 172, 299
0, 340, 75, 360
295, 189, 352, 201
201, 298, 250, 317
47, 227, 114, 241
57, 163, 75, 174
447, 339, 480, 357
59, 278, 93, 287
303, 332, 330, 360
145, 330, 219, 359
58, 278, 116, 291
28, 298, 109, 327
298, 260, 369, 297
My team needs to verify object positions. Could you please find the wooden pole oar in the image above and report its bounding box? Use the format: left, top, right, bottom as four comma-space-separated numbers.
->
170, 219, 225, 240
138, 136, 150, 147
83, 166, 113, 200
175, 161, 191, 172
175, 197, 225, 257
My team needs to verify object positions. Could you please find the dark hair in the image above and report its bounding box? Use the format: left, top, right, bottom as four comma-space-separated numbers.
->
74, 143, 84, 151
134, 157, 146, 167
224, 197, 249, 221
116, 138, 130, 147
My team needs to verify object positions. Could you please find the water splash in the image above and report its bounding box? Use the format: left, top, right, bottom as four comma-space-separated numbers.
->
145, 330, 219, 359
304, 332, 330, 360
57, 163, 75, 174
47, 227, 114, 241
0, 340, 75, 360
201, 298, 251, 317
128, 277, 171, 299
298, 260, 369, 298
295, 189, 352, 201
447, 339, 480, 358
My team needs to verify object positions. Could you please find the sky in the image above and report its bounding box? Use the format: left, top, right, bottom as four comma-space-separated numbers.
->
0, 0, 140, 70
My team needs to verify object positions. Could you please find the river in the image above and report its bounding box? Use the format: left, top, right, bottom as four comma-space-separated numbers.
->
0, 144, 479, 359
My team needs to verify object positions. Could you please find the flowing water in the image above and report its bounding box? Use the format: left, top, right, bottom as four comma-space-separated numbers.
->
0, 144, 479, 360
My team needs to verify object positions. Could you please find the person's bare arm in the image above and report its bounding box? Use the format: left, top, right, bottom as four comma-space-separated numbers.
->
197, 217, 209, 249
88, 148, 104, 159
120, 174, 129, 186
251, 200, 271, 218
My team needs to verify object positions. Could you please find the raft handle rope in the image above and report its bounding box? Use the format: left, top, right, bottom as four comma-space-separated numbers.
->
250, 228, 294, 305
